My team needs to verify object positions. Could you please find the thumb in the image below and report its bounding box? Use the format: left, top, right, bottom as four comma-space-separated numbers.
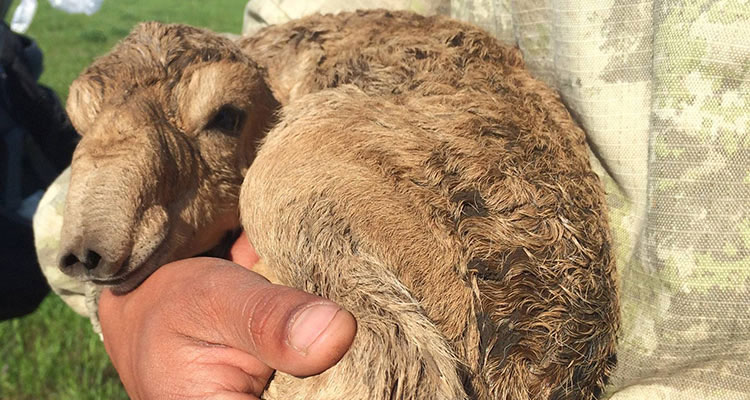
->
209, 258, 357, 376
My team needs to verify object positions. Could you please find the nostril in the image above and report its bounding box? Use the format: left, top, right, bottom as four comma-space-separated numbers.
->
61, 253, 80, 269
84, 250, 102, 271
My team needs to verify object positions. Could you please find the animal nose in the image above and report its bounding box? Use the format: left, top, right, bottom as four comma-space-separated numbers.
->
58, 244, 121, 280
60, 249, 103, 271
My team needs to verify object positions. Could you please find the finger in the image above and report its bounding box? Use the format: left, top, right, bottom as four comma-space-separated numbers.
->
228, 231, 260, 270
190, 258, 357, 377
182, 344, 274, 394
136, 258, 357, 378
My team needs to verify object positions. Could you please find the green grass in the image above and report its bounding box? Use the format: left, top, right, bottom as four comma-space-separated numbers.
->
0, 296, 127, 400
0, 1, 247, 398
22, 0, 248, 100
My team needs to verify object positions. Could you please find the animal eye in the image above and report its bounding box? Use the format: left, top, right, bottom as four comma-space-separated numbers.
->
207, 106, 246, 134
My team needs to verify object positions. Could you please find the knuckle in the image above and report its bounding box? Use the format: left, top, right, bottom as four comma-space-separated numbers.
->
243, 285, 291, 350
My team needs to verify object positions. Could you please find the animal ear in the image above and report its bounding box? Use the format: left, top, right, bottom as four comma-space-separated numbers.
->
66, 76, 103, 134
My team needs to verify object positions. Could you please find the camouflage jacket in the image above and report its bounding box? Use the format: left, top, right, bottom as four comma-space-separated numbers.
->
35, 1, 750, 398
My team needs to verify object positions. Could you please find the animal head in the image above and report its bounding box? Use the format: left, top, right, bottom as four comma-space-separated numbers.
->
58, 22, 278, 292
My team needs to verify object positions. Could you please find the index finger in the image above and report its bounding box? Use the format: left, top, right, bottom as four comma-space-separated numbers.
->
228, 231, 260, 270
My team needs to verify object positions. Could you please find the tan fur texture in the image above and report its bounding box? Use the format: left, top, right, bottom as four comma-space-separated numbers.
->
60, 23, 278, 291
60, 10, 618, 399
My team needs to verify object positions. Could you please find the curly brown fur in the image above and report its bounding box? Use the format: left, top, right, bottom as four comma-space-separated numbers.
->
60, 9, 618, 400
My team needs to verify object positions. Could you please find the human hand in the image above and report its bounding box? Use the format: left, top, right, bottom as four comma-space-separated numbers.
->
98, 234, 357, 399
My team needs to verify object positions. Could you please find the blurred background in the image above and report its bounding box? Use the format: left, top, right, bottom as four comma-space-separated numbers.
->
0, 1, 246, 398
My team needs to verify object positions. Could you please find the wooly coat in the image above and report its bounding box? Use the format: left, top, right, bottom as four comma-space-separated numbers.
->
58, 9, 619, 400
